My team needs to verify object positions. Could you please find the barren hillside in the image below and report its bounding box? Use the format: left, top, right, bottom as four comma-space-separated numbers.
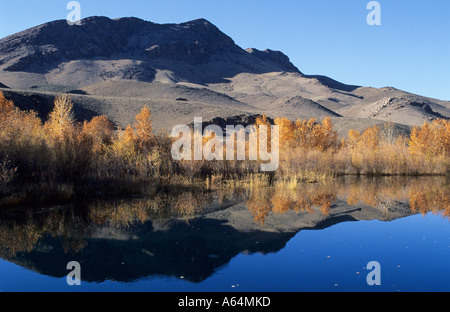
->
0, 16, 448, 134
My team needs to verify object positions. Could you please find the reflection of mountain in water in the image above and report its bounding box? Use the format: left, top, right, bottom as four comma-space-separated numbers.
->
0, 177, 448, 283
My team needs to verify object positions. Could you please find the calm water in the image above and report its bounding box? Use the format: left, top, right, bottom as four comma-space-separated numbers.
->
0, 177, 449, 292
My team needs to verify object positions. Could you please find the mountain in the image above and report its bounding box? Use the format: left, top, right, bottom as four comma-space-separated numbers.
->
0, 16, 448, 132
0, 16, 299, 86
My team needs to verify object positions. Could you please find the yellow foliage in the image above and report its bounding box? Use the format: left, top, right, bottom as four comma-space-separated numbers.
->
44, 93, 75, 141
134, 105, 154, 151
112, 125, 137, 161
82, 115, 115, 153
255, 114, 272, 152
293, 117, 337, 151
0, 91, 14, 119
1, 89, 450, 205
409, 119, 450, 157
274, 117, 296, 148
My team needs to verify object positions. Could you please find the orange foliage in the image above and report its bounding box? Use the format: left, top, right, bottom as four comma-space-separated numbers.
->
0, 92, 14, 119
271, 190, 294, 214
247, 189, 272, 225
1, 88, 450, 206
320, 117, 338, 151
112, 125, 136, 160
360, 126, 381, 150
274, 117, 296, 148
82, 115, 115, 152
134, 105, 154, 151
409, 119, 450, 157
293, 117, 338, 151
44, 93, 75, 140
348, 126, 380, 151
255, 114, 272, 152
246, 183, 339, 224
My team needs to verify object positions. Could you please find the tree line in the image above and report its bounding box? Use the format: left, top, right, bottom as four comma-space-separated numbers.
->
0, 91, 449, 206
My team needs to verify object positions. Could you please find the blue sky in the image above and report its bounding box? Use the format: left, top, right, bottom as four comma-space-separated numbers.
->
1, 0, 449, 100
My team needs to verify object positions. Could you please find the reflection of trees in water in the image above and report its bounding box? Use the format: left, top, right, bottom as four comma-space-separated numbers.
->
409, 184, 450, 219
88, 187, 246, 227
247, 188, 272, 225
0, 188, 243, 256
247, 184, 337, 225
0, 177, 448, 256
0, 206, 94, 255
247, 177, 450, 224
0, 221, 42, 255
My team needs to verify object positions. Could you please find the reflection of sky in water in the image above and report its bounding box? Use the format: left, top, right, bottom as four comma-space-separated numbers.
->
0, 212, 448, 292
0, 176, 448, 292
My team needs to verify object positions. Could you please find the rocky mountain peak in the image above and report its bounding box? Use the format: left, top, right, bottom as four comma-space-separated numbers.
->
0, 16, 302, 76
246, 48, 300, 73
0, 16, 249, 71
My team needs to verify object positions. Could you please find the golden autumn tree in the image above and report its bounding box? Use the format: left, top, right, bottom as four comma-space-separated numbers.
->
82, 115, 115, 153
274, 117, 296, 149
15, 110, 43, 141
294, 118, 316, 150
293, 117, 338, 151
360, 126, 381, 151
442, 119, 450, 157
45, 94, 75, 141
0, 92, 45, 187
255, 114, 270, 127
410, 119, 450, 158
346, 126, 380, 152
253, 114, 272, 162
134, 105, 154, 152
0, 92, 16, 145
409, 122, 430, 156
255, 114, 272, 155
347, 129, 361, 150
345, 126, 382, 174
309, 119, 325, 150
0, 91, 14, 120
112, 125, 137, 162
319, 117, 338, 151
432, 119, 450, 157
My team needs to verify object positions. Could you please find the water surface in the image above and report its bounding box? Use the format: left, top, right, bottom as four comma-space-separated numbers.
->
0, 177, 449, 292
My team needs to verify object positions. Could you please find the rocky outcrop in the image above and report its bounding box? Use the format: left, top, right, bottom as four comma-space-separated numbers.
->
246, 48, 300, 73
188, 114, 275, 131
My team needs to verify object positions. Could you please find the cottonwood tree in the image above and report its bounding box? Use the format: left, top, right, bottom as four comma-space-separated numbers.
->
409, 119, 450, 158
134, 106, 154, 152
45, 94, 75, 141
82, 115, 115, 153
274, 117, 296, 149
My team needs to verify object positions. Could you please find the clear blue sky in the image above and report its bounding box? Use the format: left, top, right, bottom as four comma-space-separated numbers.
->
1, 0, 449, 100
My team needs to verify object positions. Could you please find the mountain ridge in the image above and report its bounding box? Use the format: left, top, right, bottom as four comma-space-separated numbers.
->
0, 16, 299, 78
0, 16, 448, 131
